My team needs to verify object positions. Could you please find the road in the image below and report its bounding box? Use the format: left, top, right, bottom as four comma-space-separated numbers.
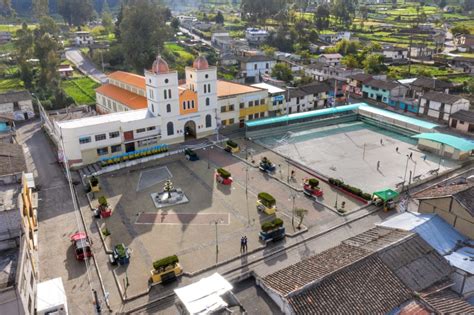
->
65, 48, 108, 83
179, 26, 217, 52
17, 120, 109, 315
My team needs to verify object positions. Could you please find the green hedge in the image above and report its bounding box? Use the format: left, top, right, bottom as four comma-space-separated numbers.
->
153, 255, 179, 270
226, 140, 238, 148
115, 244, 126, 257
90, 176, 99, 187
308, 178, 319, 188
328, 178, 372, 201
217, 168, 231, 179
261, 218, 284, 232
258, 192, 276, 205
98, 196, 108, 206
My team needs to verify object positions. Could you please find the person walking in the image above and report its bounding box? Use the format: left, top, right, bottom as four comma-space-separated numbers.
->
243, 236, 248, 252
409, 152, 413, 159
290, 170, 296, 181
377, 161, 380, 170
240, 236, 245, 253
396, 147, 399, 153
380, 138, 383, 145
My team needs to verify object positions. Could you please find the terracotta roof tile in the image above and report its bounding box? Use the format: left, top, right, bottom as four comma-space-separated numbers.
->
95, 84, 147, 110
413, 183, 472, 200
422, 289, 474, 314
217, 80, 263, 98
108, 71, 145, 89
398, 300, 431, 315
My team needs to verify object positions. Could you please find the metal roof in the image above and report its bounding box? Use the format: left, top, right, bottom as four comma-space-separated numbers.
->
445, 247, 474, 275
373, 189, 399, 202
413, 133, 474, 152
358, 105, 439, 130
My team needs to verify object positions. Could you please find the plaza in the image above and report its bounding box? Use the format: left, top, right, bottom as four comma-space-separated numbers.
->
254, 121, 460, 193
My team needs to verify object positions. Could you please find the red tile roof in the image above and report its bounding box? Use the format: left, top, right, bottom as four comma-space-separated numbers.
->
95, 84, 147, 110
108, 71, 145, 89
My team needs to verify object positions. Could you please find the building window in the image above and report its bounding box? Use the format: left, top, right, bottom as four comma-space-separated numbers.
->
221, 106, 226, 113
260, 99, 265, 105
260, 112, 265, 118
95, 134, 106, 141
254, 113, 259, 118
248, 114, 253, 120
164, 90, 167, 99
168, 89, 172, 99
240, 102, 244, 109
97, 147, 108, 156
165, 78, 169, 84
208, 84, 211, 93
254, 64, 257, 70
204, 84, 207, 93
266, 63, 269, 69
111, 144, 122, 153
79, 136, 91, 144
249, 101, 253, 107
167, 104, 171, 113
229, 104, 234, 111
151, 104, 154, 112
255, 100, 259, 106
229, 118, 235, 124
182, 101, 186, 110
167, 122, 174, 135
205, 74, 209, 79
109, 131, 120, 138
147, 126, 156, 131
206, 114, 212, 128
136, 128, 146, 133
206, 97, 210, 106
191, 100, 195, 108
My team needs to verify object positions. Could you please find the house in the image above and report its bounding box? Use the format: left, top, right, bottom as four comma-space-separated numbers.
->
0, 90, 35, 121
318, 53, 343, 66
58, 64, 74, 78
245, 28, 269, 45
74, 31, 93, 46
318, 32, 351, 44
451, 56, 474, 74
345, 73, 373, 96
219, 52, 238, 66
418, 91, 470, 122
237, 55, 276, 83
211, 32, 232, 51
410, 76, 456, 96
381, 46, 408, 63
362, 79, 408, 105
414, 183, 474, 239
304, 63, 364, 82
258, 226, 457, 314
412, 133, 474, 160
0, 171, 39, 315
455, 34, 474, 52
380, 211, 474, 297
409, 44, 434, 59
0, 31, 12, 44
449, 110, 474, 134
252, 82, 286, 117
0, 143, 26, 184
286, 82, 330, 114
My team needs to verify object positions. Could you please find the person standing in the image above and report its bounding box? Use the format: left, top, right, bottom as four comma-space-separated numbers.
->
377, 161, 380, 170
243, 236, 248, 252
240, 236, 245, 253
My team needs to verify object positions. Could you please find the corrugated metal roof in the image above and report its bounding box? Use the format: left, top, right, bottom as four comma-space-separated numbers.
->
359, 105, 439, 130
445, 247, 474, 275
413, 133, 474, 152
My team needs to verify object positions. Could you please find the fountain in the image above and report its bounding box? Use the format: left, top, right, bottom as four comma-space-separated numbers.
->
151, 179, 189, 208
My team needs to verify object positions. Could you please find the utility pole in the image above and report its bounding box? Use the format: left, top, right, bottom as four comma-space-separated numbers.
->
245, 167, 250, 225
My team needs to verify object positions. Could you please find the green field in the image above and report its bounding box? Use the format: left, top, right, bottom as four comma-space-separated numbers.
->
62, 77, 99, 105
0, 42, 15, 53
388, 64, 462, 79
164, 42, 194, 60
0, 78, 24, 92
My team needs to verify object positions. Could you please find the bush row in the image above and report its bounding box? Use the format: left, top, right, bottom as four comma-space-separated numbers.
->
328, 178, 372, 201
153, 255, 179, 270
226, 140, 239, 148
261, 218, 284, 232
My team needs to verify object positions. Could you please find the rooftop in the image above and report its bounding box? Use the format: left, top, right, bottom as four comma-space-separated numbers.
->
0, 248, 18, 289
217, 80, 264, 98
238, 55, 274, 63
412, 77, 455, 90
450, 109, 474, 124
0, 184, 19, 212
412, 133, 474, 152
320, 53, 343, 59
364, 78, 400, 90
251, 83, 285, 94
108, 71, 146, 89
421, 91, 464, 104
349, 73, 373, 82
56, 108, 152, 129
413, 183, 472, 200
0, 143, 27, 177
96, 84, 148, 110
0, 90, 32, 104
422, 289, 474, 313
452, 186, 474, 216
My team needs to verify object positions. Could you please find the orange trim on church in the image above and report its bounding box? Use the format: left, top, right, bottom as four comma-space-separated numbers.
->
179, 89, 198, 115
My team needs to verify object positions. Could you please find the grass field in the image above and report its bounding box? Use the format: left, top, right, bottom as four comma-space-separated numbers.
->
0, 42, 15, 53
0, 78, 24, 92
388, 64, 462, 79
62, 77, 99, 105
164, 42, 195, 61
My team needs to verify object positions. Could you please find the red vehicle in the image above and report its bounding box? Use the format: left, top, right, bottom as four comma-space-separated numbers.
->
94, 206, 112, 218
215, 168, 233, 185
303, 178, 323, 198
70, 232, 93, 260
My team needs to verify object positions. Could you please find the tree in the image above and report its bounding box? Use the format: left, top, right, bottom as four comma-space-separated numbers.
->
363, 53, 385, 74
115, 3, 124, 40
102, 11, 114, 34
57, 0, 93, 26
34, 17, 60, 91
314, 4, 330, 30
15, 23, 34, 89
295, 208, 308, 229
463, 0, 474, 11
241, 0, 286, 24
120, 0, 172, 73
215, 11, 224, 24
391, 0, 397, 8
335, 39, 360, 55
271, 63, 293, 82
171, 17, 180, 30
342, 55, 359, 68
33, 0, 49, 17
451, 25, 471, 35
0, 0, 13, 16
262, 45, 276, 57
332, 0, 357, 26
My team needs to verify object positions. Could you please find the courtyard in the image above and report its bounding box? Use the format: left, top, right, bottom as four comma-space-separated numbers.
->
87, 144, 369, 298
254, 121, 460, 193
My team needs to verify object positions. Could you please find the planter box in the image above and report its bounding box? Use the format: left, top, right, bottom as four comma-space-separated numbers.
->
259, 227, 285, 242
89, 180, 100, 192
150, 263, 183, 284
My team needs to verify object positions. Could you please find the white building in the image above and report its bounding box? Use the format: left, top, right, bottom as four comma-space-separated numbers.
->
286, 82, 330, 114
382, 46, 408, 61
318, 31, 351, 44
419, 91, 470, 122
238, 55, 276, 82
0, 90, 34, 121
211, 32, 232, 51
74, 31, 93, 46
305, 63, 364, 82
318, 53, 343, 66
252, 82, 286, 117
245, 28, 269, 45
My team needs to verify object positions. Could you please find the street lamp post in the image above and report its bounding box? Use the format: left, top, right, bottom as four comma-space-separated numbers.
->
402, 154, 410, 191
245, 166, 250, 225
289, 192, 296, 229
211, 218, 224, 264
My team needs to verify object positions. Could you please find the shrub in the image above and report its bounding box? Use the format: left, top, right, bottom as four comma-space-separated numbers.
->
308, 178, 319, 188
153, 255, 179, 270
226, 140, 238, 148
362, 193, 372, 201
261, 218, 284, 232
98, 196, 108, 206
217, 168, 231, 179
101, 228, 110, 236
258, 192, 276, 206
115, 244, 126, 257
90, 176, 99, 187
